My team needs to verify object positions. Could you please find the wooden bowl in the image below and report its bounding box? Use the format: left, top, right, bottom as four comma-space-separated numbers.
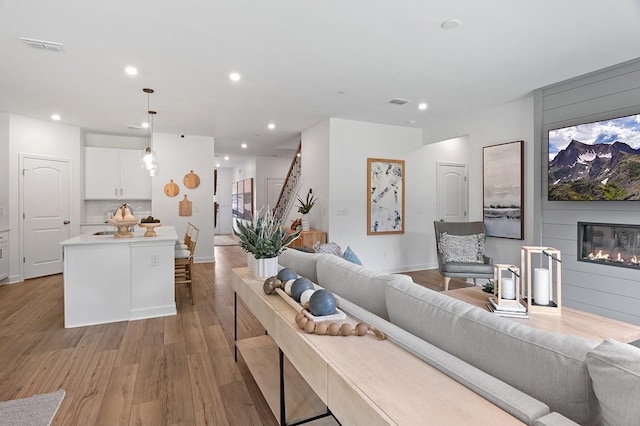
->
139, 222, 162, 237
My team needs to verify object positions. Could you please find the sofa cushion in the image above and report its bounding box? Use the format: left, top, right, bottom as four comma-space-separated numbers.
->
440, 261, 494, 275
278, 249, 319, 283
438, 232, 485, 263
316, 254, 412, 320
586, 339, 640, 426
386, 281, 599, 425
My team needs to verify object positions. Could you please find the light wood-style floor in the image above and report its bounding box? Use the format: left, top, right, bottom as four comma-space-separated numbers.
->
0, 246, 465, 425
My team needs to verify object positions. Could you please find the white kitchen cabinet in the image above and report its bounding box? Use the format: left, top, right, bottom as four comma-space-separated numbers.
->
85, 147, 151, 200
0, 231, 8, 281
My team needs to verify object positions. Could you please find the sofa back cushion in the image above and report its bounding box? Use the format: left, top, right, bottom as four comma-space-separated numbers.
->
316, 254, 412, 320
278, 249, 319, 283
586, 339, 640, 426
386, 281, 599, 425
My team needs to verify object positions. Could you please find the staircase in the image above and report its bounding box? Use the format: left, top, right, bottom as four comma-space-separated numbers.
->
273, 143, 302, 224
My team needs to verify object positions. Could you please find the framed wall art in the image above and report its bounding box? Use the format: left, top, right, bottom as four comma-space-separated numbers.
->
367, 158, 405, 235
483, 140, 524, 239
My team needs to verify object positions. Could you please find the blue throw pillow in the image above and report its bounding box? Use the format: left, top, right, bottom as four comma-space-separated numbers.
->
343, 246, 362, 265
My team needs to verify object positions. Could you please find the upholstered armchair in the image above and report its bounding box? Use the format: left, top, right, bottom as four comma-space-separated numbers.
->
433, 221, 494, 291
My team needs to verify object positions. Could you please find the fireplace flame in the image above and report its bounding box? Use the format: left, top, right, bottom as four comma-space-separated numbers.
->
587, 250, 640, 265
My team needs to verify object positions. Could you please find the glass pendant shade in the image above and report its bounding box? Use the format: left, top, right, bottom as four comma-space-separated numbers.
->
140, 88, 158, 177
140, 147, 158, 176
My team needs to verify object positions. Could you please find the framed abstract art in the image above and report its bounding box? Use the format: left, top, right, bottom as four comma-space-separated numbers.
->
367, 158, 405, 235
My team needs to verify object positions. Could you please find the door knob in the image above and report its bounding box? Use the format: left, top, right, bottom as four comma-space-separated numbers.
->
63, 220, 70, 225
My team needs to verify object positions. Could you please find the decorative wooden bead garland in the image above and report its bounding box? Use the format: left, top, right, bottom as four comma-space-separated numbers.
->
263, 277, 386, 340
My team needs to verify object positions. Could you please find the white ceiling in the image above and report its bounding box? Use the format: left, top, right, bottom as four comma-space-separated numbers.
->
1, 0, 640, 166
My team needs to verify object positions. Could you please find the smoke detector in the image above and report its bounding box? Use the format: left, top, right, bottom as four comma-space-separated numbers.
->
20, 37, 65, 53
388, 98, 411, 105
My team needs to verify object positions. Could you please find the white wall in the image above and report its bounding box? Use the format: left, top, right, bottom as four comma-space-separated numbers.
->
0, 113, 9, 231
255, 156, 292, 210
152, 132, 215, 263
404, 136, 469, 271
424, 97, 536, 268
295, 120, 330, 231
8, 114, 82, 283
327, 118, 423, 271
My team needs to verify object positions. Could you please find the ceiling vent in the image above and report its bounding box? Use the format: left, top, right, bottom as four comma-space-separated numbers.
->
388, 98, 411, 105
20, 37, 65, 53
126, 125, 142, 130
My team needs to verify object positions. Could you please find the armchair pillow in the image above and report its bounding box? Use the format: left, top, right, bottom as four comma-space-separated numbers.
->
438, 232, 485, 263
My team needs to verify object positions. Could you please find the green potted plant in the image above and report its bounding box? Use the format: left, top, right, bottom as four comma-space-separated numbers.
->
233, 206, 300, 278
296, 188, 318, 231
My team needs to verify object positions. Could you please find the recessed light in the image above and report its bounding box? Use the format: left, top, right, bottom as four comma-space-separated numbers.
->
51, 114, 61, 121
224, 156, 230, 161
418, 102, 428, 110
216, 163, 220, 168
229, 72, 241, 82
241, 143, 247, 149
267, 123, 276, 130
141, 122, 149, 129
125, 66, 138, 76
441, 19, 461, 30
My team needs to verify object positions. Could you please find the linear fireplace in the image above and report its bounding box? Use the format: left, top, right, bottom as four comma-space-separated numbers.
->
578, 222, 640, 269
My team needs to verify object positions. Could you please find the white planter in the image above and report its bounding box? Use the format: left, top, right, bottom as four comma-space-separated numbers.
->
255, 256, 278, 279
301, 214, 310, 231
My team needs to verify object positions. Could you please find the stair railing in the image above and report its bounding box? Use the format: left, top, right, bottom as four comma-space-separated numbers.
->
273, 143, 302, 224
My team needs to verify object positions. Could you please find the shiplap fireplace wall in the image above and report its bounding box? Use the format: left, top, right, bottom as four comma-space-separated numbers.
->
538, 58, 640, 326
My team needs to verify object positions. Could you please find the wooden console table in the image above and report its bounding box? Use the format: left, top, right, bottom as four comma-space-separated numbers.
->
443, 286, 640, 343
287, 229, 326, 249
232, 267, 523, 425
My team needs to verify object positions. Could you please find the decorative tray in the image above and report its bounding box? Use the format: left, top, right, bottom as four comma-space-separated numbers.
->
275, 288, 346, 323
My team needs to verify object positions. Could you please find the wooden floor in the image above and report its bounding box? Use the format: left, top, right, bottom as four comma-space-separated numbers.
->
0, 246, 464, 425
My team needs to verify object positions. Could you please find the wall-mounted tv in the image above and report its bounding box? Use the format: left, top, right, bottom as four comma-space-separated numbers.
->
548, 113, 640, 201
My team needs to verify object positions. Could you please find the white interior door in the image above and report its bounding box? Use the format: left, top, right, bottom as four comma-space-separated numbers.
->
23, 156, 71, 279
437, 162, 468, 222
266, 178, 284, 210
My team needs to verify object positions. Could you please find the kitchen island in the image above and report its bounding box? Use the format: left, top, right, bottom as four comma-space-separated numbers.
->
60, 225, 178, 328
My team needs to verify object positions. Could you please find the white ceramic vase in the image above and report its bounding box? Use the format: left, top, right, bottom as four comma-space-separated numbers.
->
247, 253, 255, 272
301, 214, 310, 231
255, 256, 278, 279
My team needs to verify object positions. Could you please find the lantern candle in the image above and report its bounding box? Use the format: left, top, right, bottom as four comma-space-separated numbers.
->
533, 268, 550, 305
501, 277, 515, 300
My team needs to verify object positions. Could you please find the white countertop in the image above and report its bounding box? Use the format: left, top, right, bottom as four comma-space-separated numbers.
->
61, 225, 178, 246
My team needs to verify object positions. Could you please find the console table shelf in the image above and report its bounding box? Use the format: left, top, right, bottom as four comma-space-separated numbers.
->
236, 335, 336, 425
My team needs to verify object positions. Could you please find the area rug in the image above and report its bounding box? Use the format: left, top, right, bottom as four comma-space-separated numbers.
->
0, 389, 65, 426
215, 234, 240, 246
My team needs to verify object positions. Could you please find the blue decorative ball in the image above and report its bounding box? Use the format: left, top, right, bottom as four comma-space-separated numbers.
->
277, 268, 297, 282
291, 278, 314, 302
308, 289, 337, 316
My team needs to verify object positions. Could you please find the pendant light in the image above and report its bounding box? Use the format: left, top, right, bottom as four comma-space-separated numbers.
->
140, 88, 159, 176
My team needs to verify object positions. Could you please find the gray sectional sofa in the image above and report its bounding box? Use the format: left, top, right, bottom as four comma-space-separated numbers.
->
279, 248, 640, 426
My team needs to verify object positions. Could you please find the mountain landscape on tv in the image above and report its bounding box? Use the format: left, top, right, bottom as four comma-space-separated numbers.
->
548, 139, 640, 200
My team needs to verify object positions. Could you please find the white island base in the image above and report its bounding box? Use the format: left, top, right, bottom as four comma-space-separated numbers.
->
61, 226, 178, 328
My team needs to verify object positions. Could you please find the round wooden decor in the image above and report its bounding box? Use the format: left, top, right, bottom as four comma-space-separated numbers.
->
183, 170, 200, 189
164, 179, 180, 197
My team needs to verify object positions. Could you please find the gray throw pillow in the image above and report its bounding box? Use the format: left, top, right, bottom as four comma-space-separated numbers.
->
586, 339, 640, 426
438, 232, 485, 263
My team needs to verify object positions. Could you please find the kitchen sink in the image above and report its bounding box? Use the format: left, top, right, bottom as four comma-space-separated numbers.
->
93, 231, 117, 235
